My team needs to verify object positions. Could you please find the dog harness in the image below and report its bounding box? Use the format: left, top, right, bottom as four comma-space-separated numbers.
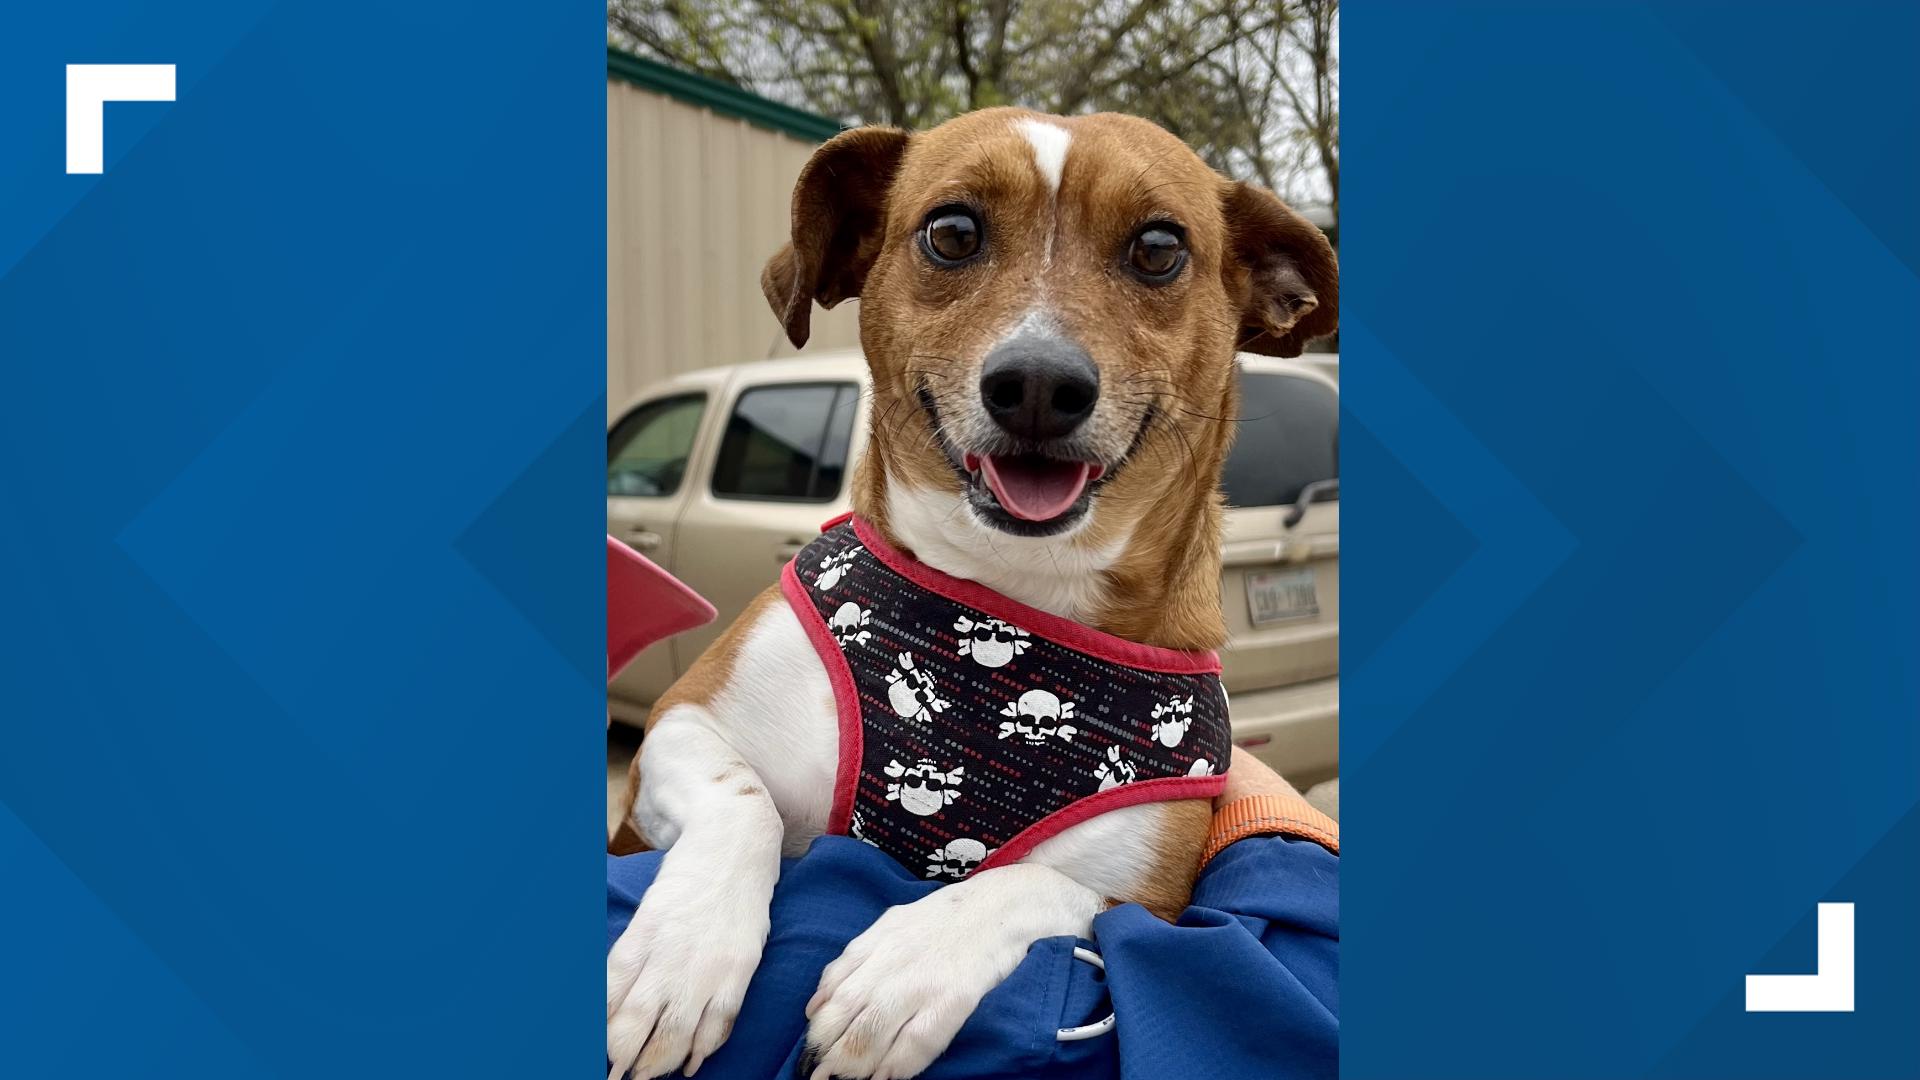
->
782, 514, 1231, 882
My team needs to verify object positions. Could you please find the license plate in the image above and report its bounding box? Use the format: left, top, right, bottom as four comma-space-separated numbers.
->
1246, 567, 1319, 626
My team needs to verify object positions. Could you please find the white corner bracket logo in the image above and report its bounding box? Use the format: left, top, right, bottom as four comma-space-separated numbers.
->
66, 64, 175, 174
1745, 902, 1854, 1012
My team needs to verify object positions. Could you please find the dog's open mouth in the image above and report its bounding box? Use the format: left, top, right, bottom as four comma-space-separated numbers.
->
917, 382, 1150, 536
963, 452, 1107, 524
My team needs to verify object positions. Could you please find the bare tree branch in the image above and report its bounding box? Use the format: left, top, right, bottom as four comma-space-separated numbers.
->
607, 0, 1338, 211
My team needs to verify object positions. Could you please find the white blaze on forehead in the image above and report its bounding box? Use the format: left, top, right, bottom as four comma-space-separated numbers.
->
1016, 117, 1071, 268
1014, 118, 1071, 194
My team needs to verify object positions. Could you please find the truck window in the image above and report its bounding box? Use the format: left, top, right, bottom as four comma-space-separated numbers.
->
608, 393, 705, 497
1221, 370, 1338, 508
712, 383, 858, 502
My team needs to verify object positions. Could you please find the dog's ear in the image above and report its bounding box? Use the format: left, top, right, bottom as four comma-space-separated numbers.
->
761, 127, 912, 349
1221, 182, 1338, 358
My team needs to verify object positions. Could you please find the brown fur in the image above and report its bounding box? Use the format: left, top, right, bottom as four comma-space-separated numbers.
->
758, 109, 1335, 914
766, 108, 1335, 660
1125, 799, 1213, 921
728, 109, 1335, 913
608, 586, 782, 855
607, 808, 649, 856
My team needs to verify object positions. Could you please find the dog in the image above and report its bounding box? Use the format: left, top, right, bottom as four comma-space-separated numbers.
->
607, 106, 1336, 1080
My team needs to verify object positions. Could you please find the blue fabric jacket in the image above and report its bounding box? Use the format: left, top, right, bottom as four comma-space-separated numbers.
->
607, 834, 1337, 1079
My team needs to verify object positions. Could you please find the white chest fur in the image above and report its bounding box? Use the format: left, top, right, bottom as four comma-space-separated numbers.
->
884, 482, 1131, 623
638, 600, 839, 855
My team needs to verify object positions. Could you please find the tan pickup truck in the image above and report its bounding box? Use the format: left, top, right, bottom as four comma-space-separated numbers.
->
608, 350, 1339, 786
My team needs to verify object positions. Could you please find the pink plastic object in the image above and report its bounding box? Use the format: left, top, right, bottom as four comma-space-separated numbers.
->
608, 536, 716, 681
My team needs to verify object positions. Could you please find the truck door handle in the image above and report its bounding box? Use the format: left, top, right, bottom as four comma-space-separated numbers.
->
775, 537, 807, 562
627, 530, 662, 551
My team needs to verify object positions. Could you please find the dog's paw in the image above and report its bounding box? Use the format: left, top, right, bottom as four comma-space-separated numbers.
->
607, 884, 766, 1079
797, 890, 1025, 1080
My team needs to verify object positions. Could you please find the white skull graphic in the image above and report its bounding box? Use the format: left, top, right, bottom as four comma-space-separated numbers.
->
954, 615, 1031, 668
829, 601, 872, 648
924, 837, 992, 879
1094, 745, 1138, 791
815, 548, 857, 591
884, 651, 949, 722
997, 689, 1077, 744
884, 758, 963, 817
1187, 757, 1216, 777
849, 809, 879, 847
1150, 695, 1196, 747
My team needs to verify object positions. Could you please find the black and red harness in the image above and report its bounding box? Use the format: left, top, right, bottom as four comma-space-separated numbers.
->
782, 514, 1230, 882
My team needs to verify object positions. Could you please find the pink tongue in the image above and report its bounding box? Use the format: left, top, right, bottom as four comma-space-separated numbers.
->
978, 455, 1094, 521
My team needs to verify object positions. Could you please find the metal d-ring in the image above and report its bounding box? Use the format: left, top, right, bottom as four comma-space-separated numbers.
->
1055, 946, 1117, 1042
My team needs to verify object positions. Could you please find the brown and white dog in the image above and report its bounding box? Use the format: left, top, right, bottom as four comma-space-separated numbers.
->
607, 107, 1336, 1080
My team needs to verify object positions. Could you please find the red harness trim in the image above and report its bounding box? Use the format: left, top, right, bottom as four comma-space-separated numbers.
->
781, 559, 865, 837
976, 772, 1226, 872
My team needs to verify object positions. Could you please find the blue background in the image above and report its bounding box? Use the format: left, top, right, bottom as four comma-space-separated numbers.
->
4, 1, 1917, 1078
1344, 2, 1919, 1077
0, 2, 605, 1077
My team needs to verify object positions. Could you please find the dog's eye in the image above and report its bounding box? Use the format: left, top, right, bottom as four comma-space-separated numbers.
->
1128, 226, 1187, 282
922, 209, 982, 265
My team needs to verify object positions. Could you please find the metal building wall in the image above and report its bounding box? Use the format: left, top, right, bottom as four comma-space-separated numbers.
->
607, 78, 862, 417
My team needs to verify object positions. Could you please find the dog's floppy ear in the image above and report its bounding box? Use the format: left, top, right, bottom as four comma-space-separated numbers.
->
1221, 182, 1338, 358
761, 127, 911, 348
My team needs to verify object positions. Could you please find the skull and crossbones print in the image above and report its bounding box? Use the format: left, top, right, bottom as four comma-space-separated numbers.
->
1094, 745, 1139, 791
884, 758, 964, 816
923, 837, 993, 880
884, 652, 949, 723
790, 520, 1235, 907
829, 601, 872, 648
1149, 694, 1196, 747
997, 689, 1077, 744
953, 615, 1031, 668
814, 548, 858, 591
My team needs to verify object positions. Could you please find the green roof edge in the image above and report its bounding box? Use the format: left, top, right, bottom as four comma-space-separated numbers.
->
607, 47, 846, 143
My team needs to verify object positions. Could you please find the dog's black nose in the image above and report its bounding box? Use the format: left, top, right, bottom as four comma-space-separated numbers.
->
978, 336, 1100, 441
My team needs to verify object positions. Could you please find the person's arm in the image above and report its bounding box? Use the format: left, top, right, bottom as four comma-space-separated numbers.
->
1201, 747, 1339, 864
606, 751, 1341, 1080
1087, 750, 1339, 1080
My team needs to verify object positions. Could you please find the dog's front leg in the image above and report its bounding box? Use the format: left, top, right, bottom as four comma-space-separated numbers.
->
607, 712, 783, 1079
800, 862, 1104, 1080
